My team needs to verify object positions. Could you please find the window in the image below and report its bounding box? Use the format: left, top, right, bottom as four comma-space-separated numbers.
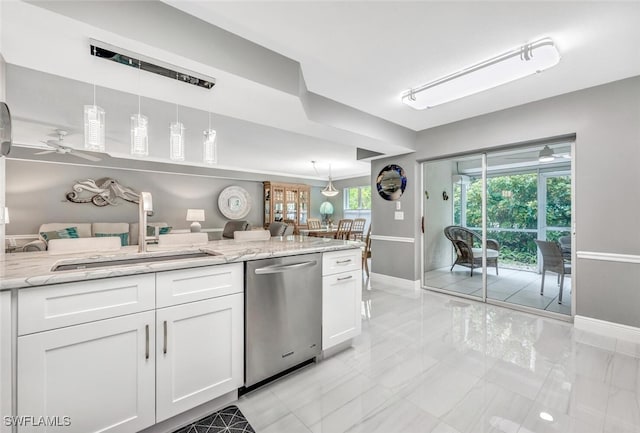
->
344, 186, 371, 210
343, 186, 371, 226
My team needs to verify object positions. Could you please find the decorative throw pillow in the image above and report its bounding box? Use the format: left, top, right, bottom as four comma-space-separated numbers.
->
95, 232, 129, 247
146, 226, 172, 236
40, 227, 79, 243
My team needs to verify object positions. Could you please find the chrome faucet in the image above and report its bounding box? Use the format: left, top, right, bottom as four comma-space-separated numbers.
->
138, 192, 153, 253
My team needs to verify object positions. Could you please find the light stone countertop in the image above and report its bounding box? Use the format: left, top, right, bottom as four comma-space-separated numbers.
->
0, 236, 361, 290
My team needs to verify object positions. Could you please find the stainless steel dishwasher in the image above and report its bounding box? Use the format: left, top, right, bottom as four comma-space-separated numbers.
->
245, 253, 322, 388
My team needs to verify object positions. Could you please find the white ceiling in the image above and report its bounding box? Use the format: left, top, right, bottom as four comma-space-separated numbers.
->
3, 1, 640, 180
167, 1, 640, 131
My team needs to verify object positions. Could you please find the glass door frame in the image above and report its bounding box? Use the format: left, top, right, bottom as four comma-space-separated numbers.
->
420, 140, 576, 321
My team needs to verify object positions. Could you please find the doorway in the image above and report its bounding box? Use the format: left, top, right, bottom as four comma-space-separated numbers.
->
421, 140, 574, 318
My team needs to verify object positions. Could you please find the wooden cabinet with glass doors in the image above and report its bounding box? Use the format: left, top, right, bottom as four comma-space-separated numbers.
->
263, 182, 310, 229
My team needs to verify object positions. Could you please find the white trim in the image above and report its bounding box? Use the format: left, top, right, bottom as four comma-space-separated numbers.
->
576, 251, 640, 264
370, 235, 415, 243
575, 315, 640, 344
370, 272, 420, 289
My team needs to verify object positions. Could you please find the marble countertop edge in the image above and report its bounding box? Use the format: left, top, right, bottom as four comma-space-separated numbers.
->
0, 236, 361, 290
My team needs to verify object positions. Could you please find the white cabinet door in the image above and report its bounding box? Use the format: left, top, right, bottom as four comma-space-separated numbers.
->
322, 270, 362, 350
156, 294, 243, 422
0, 291, 11, 433
18, 312, 155, 433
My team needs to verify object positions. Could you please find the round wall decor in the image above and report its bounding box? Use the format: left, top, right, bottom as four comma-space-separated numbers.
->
218, 186, 252, 220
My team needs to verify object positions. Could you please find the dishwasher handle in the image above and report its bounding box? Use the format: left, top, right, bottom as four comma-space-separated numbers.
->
254, 260, 318, 275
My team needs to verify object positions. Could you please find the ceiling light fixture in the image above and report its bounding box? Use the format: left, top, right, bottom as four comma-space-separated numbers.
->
402, 37, 560, 109
538, 145, 555, 162
84, 45, 105, 152
203, 112, 217, 165
131, 60, 149, 156
312, 161, 340, 197
170, 104, 185, 161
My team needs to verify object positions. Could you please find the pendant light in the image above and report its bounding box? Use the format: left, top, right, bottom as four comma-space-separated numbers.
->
130, 60, 149, 156
203, 111, 217, 164
321, 163, 339, 197
170, 104, 185, 161
84, 46, 105, 152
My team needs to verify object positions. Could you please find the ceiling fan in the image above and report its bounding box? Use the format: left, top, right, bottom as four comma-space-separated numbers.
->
35, 129, 102, 162
505, 145, 571, 162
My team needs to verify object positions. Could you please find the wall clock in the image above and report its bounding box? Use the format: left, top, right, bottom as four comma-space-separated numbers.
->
218, 186, 251, 220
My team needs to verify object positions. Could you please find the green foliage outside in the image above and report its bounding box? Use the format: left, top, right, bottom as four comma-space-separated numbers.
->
454, 173, 571, 268
346, 186, 372, 210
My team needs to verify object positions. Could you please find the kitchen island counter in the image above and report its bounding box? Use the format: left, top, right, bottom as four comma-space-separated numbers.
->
0, 236, 361, 290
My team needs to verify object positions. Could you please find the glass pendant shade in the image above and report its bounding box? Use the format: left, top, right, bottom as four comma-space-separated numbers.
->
170, 121, 185, 161
130, 113, 149, 156
203, 129, 217, 164
83, 105, 105, 152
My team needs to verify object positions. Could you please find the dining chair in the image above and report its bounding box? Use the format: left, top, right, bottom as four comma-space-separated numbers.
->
534, 240, 571, 304
362, 225, 372, 277
222, 220, 250, 239
307, 218, 321, 230
334, 219, 353, 240
268, 222, 288, 237
351, 218, 366, 240
283, 219, 299, 235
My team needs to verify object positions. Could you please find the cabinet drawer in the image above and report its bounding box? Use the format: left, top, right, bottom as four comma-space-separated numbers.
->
322, 249, 361, 276
18, 274, 155, 336
156, 263, 243, 308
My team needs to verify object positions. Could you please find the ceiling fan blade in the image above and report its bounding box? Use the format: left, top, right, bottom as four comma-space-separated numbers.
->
71, 151, 101, 162
34, 150, 55, 155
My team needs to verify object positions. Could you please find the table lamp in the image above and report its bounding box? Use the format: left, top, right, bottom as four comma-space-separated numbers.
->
186, 209, 205, 232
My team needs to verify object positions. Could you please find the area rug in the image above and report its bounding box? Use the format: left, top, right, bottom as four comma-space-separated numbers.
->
173, 405, 255, 433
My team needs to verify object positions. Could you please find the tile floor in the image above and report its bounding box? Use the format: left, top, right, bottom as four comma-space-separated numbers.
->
425, 266, 572, 315
236, 278, 638, 433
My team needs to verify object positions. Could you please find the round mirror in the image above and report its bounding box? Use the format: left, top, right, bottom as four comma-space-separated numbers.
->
376, 164, 407, 201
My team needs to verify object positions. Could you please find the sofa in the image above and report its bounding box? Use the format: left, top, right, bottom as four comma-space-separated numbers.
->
23, 222, 170, 252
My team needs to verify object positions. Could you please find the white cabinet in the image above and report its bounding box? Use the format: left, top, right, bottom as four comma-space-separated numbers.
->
18, 311, 156, 433
0, 291, 11, 433
15, 263, 245, 432
322, 249, 362, 351
156, 294, 244, 422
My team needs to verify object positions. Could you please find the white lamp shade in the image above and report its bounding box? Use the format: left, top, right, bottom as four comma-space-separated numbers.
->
186, 209, 205, 222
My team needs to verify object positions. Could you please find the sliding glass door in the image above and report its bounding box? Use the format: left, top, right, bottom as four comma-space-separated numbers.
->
423, 154, 485, 300
422, 142, 573, 317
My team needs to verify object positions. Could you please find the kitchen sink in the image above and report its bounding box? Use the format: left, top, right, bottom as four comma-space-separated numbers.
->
51, 251, 222, 271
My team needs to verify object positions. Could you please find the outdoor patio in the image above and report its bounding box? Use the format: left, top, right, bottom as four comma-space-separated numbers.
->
424, 266, 572, 315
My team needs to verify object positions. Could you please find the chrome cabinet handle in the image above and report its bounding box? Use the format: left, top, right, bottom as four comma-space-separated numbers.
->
336, 259, 352, 264
163, 320, 168, 355
337, 275, 353, 281
255, 260, 317, 274
145, 324, 149, 360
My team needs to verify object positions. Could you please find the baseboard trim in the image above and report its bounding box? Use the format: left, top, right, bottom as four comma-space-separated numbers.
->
370, 272, 421, 289
574, 315, 640, 343
576, 251, 640, 264
370, 235, 415, 243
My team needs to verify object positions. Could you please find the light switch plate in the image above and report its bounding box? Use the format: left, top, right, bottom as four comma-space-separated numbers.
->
394, 211, 404, 220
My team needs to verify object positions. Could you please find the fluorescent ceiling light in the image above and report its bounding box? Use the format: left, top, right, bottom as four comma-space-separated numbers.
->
402, 38, 560, 109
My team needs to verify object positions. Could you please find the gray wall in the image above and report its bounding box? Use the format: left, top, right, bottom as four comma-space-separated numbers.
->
372, 75, 640, 327
6, 159, 264, 235
6, 159, 339, 236
370, 154, 419, 279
